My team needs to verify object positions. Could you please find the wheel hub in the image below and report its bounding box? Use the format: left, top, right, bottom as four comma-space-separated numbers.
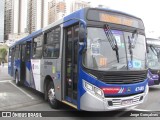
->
48, 88, 55, 102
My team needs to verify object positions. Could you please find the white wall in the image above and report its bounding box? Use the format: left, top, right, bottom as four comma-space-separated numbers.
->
0, 0, 5, 42
20, 0, 28, 33
13, 0, 19, 33
43, 0, 52, 27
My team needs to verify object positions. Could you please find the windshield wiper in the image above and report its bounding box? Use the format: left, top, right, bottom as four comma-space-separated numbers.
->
128, 36, 133, 61
103, 24, 119, 63
127, 30, 138, 62
150, 45, 157, 56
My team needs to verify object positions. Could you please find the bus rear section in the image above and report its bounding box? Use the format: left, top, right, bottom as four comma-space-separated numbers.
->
147, 38, 160, 86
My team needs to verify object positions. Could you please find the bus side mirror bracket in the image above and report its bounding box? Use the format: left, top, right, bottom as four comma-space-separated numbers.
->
79, 24, 86, 43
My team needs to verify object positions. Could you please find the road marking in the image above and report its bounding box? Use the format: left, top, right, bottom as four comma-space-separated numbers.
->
9, 81, 35, 100
0, 80, 12, 83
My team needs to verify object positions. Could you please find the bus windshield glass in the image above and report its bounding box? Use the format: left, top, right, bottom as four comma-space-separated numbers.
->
83, 27, 146, 71
147, 45, 160, 69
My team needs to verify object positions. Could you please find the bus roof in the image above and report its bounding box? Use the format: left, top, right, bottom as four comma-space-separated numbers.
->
10, 29, 42, 48
63, 7, 143, 27
10, 7, 144, 48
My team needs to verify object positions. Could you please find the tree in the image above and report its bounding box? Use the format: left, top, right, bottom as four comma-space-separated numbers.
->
0, 48, 7, 65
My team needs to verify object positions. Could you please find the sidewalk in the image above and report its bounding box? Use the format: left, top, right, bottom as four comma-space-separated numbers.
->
0, 63, 8, 67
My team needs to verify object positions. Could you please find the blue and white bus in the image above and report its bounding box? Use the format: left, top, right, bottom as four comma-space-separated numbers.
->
147, 38, 160, 86
8, 8, 148, 111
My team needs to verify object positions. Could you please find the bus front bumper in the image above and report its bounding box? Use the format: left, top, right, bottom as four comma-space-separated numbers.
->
80, 85, 148, 111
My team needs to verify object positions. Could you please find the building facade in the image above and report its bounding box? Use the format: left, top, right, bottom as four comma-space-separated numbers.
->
48, 0, 66, 24
4, 0, 13, 41
27, 0, 51, 34
70, 0, 90, 13
4, 0, 90, 43
0, 0, 5, 43
4, 0, 29, 41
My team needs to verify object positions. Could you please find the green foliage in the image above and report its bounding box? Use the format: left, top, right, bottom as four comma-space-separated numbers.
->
0, 44, 9, 63
0, 48, 7, 62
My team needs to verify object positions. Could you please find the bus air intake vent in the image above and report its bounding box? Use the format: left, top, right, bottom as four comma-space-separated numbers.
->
86, 69, 147, 84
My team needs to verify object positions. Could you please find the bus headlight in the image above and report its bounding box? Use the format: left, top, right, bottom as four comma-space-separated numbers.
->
94, 87, 103, 97
84, 81, 94, 91
83, 80, 104, 99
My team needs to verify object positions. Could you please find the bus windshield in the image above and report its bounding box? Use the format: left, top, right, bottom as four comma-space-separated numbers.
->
83, 27, 146, 71
147, 45, 160, 70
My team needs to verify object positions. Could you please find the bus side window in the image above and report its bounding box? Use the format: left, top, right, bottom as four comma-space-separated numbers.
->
43, 26, 61, 58
32, 35, 43, 59
11, 47, 15, 61
15, 45, 20, 60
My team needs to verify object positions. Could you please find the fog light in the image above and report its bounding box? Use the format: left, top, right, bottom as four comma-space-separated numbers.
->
140, 96, 143, 101
108, 101, 113, 106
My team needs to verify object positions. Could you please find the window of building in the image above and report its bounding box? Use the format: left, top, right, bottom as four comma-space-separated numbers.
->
44, 26, 61, 58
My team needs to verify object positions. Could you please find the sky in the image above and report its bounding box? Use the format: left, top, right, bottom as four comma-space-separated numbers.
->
86, 0, 160, 38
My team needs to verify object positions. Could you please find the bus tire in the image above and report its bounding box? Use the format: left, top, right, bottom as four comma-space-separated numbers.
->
15, 71, 20, 86
47, 81, 59, 109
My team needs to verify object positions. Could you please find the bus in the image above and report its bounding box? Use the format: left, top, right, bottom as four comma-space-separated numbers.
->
147, 38, 160, 86
8, 7, 148, 111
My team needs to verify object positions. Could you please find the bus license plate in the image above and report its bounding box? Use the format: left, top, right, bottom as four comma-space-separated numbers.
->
121, 99, 133, 105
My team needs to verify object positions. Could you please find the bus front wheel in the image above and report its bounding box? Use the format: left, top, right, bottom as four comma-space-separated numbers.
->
47, 81, 59, 109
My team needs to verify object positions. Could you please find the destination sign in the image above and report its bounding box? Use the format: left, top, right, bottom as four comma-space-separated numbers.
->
99, 13, 134, 27
87, 9, 144, 29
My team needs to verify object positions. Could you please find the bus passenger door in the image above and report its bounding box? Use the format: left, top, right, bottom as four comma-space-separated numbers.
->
20, 44, 26, 84
64, 25, 79, 105
20, 41, 32, 86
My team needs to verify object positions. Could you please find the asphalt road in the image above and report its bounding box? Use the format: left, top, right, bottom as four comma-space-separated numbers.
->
1, 65, 160, 119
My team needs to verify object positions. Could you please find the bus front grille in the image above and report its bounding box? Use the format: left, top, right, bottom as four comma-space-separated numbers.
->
86, 69, 147, 84
100, 73, 146, 84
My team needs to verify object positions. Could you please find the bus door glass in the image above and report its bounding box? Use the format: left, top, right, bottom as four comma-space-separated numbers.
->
65, 24, 79, 104
25, 41, 32, 85
20, 43, 26, 82
20, 41, 31, 85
